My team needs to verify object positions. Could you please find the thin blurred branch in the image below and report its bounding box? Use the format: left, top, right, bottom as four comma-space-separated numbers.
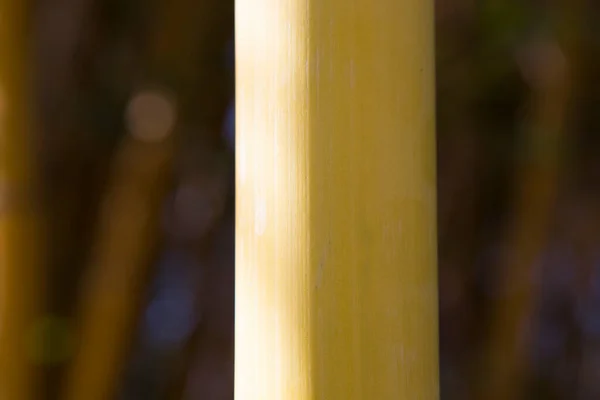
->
164, 152, 231, 399
479, 3, 584, 396
62, 134, 174, 400
34, 0, 96, 135
166, 205, 234, 400
0, 1, 44, 399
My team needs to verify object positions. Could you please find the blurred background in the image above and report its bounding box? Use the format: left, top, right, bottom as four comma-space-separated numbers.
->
1, 0, 600, 399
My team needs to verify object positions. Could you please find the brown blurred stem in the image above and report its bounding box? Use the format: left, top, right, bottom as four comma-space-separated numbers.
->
0, 1, 44, 399
165, 205, 234, 400
479, 5, 584, 398
34, 2, 117, 398
143, 0, 234, 397
143, 0, 233, 135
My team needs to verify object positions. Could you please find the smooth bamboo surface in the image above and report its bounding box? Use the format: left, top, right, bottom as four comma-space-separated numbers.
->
235, 0, 439, 398
0, 1, 42, 399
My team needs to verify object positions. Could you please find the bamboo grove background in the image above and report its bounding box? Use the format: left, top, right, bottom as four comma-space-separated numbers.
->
0, 0, 599, 399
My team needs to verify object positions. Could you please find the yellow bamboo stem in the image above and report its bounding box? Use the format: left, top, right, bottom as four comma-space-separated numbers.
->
0, 1, 42, 399
235, 0, 439, 398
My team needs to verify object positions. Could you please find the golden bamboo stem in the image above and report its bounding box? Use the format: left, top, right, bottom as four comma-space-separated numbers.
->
235, 0, 439, 398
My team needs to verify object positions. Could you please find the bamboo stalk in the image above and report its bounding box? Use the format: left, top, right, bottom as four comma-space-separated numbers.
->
60, 0, 216, 396
0, 1, 43, 399
235, 0, 439, 398
62, 130, 174, 400
479, 34, 575, 400
61, 86, 177, 400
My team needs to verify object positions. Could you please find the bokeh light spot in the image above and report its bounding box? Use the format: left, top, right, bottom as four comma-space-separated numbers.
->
126, 88, 177, 142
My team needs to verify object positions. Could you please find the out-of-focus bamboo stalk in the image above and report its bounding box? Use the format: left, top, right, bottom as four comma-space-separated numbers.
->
0, 1, 43, 399
480, 4, 584, 394
62, 131, 174, 400
60, 0, 219, 396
